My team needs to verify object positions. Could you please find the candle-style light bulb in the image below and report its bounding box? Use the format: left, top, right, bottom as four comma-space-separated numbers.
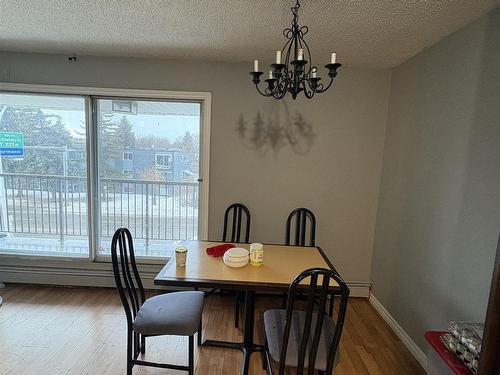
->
311, 69, 317, 78
253, 60, 259, 72
268, 70, 273, 79
330, 52, 337, 64
276, 50, 281, 64
298, 48, 304, 61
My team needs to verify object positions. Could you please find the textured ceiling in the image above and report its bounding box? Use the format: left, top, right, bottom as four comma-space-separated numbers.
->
0, 0, 498, 67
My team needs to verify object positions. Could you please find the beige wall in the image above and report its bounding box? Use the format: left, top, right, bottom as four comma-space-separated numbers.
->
371, 7, 500, 351
0, 52, 391, 283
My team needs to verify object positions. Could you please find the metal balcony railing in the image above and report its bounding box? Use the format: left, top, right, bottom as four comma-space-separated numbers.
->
0, 173, 199, 245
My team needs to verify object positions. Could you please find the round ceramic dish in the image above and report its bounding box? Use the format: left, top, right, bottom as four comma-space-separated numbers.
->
225, 247, 249, 259
223, 248, 249, 268
223, 256, 249, 268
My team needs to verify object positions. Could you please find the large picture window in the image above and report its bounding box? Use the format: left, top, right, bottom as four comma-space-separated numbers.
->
95, 98, 201, 258
0, 93, 88, 257
0, 87, 209, 261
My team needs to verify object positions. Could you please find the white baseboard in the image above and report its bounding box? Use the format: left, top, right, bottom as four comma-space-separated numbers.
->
346, 282, 371, 297
369, 294, 427, 369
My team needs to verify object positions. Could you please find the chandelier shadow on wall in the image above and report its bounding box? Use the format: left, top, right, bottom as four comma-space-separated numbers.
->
236, 102, 316, 155
250, 0, 341, 100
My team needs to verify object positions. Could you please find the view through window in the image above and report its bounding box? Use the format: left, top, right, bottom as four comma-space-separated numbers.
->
96, 99, 201, 257
0, 92, 203, 259
0, 93, 88, 257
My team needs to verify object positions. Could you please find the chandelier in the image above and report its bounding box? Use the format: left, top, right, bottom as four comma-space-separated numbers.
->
250, 0, 341, 100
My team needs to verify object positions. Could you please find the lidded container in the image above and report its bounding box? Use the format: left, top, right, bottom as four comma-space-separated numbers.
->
249, 243, 264, 266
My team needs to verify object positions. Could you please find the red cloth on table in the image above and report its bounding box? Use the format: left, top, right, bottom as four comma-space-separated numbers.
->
206, 243, 235, 257
425, 331, 473, 375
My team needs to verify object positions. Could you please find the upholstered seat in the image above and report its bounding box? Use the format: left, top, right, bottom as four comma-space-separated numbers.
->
133, 291, 204, 336
263, 309, 340, 371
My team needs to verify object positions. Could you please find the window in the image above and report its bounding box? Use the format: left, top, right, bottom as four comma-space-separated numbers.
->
0, 85, 210, 263
97, 98, 201, 257
155, 153, 172, 168
0, 92, 88, 257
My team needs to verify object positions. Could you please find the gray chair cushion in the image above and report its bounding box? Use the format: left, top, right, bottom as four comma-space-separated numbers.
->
263, 309, 340, 371
133, 291, 204, 336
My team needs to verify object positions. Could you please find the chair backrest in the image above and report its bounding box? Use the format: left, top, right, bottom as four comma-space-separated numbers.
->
222, 203, 251, 243
278, 268, 349, 375
285, 208, 316, 246
111, 228, 146, 328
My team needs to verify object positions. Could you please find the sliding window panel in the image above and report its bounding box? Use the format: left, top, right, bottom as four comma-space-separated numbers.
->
95, 98, 201, 258
0, 92, 89, 257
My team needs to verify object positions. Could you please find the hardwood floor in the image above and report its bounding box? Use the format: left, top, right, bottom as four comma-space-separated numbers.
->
0, 284, 424, 375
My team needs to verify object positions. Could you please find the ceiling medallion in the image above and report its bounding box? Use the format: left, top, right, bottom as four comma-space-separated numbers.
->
250, 0, 341, 100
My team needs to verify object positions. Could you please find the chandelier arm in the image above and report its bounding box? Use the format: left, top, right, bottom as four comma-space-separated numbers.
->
319, 75, 335, 92
281, 36, 294, 72
272, 75, 288, 99
276, 80, 289, 99
303, 82, 315, 99
300, 35, 313, 76
310, 75, 333, 93
254, 83, 274, 97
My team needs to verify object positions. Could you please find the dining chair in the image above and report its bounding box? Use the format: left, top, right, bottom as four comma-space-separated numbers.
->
285, 207, 316, 247
111, 228, 204, 375
222, 203, 251, 243
221, 203, 251, 328
284, 207, 335, 316
262, 268, 349, 375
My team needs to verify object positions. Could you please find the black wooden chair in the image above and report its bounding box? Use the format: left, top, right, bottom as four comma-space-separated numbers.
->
262, 268, 349, 375
284, 208, 335, 317
111, 228, 204, 375
221, 203, 251, 328
222, 203, 251, 243
285, 207, 316, 247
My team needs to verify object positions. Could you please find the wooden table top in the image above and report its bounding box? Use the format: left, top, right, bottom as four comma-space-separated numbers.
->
154, 241, 338, 292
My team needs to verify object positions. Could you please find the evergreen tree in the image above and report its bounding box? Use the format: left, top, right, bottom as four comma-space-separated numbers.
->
0, 107, 73, 175
179, 131, 198, 179
98, 112, 120, 177
114, 115, 135, 149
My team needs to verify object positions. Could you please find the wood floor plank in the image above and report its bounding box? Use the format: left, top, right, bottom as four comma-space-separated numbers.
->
0, 284, 425, 374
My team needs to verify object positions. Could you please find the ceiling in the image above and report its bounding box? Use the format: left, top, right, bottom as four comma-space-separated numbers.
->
0, 0, 498, 68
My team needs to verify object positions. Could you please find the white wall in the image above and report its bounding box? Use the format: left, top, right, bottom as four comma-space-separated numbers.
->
371, 7, 500, 350
0, 52, 391, 286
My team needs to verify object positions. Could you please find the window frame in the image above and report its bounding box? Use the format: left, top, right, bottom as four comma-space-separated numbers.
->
0, 82, 211, 268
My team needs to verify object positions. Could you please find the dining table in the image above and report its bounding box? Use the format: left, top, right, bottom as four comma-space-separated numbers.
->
154, 241, 339, 375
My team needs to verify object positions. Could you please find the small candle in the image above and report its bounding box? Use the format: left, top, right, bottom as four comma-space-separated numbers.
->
312, 70, 317, 78
330, 52, 337, 64
276, 50, 281, 64
268, 70, 273, 79
253, 60, 259, 72
298, 48, 304, 60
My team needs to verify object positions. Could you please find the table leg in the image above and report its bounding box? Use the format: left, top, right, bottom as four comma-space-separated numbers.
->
202, 290, 263, 375
243, 291, 255, 347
